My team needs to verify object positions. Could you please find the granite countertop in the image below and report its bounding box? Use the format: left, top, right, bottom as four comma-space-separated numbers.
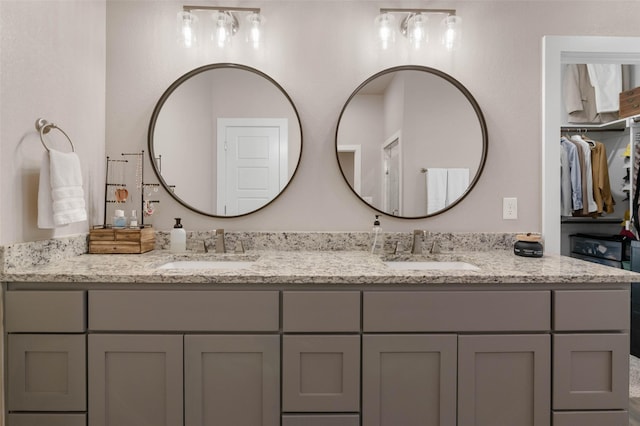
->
3, 249, 640, 285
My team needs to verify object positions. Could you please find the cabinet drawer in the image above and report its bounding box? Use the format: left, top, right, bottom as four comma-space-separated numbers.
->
6, 291, 86, 332
7, 413, 86, 426
554, 290, 629, 331
282, 415, 359, 426
8, 334, 86, 411
553, 334, 629, 410
89, 290, 279, 331
283, 291, 360, 332
363, 291, 550, 332
552, 410, 628, 426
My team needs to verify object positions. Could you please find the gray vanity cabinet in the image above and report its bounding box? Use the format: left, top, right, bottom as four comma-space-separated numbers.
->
4, 285, 631, 426
362, 290, 552, 426
282, 291, 361, 423
457, 334, 551, 426
5, 291, 87, 426
551, 290, 630, 425
87, 290, 281, 426
184, 335, 280, 426
88, 334, 183, 426
362, 334, 458, 426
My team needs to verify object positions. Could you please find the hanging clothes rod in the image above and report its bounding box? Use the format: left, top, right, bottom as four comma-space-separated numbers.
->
560, 127, 625, 133
35, 118, 76, 152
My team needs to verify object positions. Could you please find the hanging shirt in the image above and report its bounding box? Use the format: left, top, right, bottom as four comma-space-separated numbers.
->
561, 137, 582, 212
570, 135, 598, 214
590, 140, 615, 214
568, 136, 598, 214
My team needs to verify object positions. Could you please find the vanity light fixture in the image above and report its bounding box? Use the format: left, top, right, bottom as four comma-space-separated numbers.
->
375, 8, 460, 51
178, 5, 264, 49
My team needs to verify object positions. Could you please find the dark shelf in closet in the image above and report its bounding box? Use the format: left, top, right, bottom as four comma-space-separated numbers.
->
561, 217, 623, 224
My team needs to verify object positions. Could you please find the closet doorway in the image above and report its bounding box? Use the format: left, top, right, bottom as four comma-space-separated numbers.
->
542, 36, 640, 254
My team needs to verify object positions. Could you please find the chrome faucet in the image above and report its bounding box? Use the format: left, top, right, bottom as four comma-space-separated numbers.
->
215, 229, 225, 253
411, 230, 426, 254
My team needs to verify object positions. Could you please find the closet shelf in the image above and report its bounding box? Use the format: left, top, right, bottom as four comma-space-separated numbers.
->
561, 113, 640, 132
561, 217, 623, 224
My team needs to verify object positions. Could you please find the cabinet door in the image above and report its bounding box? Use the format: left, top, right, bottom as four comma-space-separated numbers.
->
8, 334, 86, 411
553, 333, 629, 410
184, 335, 280, 426
283, 335, 360, 412
88, 334, 183, 426
458, 334, 550, 426
362, 334, 457, 426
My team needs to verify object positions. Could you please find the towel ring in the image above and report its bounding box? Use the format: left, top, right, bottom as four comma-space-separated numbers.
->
35, 118, 75, 152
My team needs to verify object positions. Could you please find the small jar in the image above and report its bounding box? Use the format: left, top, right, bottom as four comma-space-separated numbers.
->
129, 210, 138, 228
113, 209, 127, 228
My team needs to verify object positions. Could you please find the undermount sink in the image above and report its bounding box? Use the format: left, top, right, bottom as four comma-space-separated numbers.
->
157, 260, 255, 270
384, 261, 480, 271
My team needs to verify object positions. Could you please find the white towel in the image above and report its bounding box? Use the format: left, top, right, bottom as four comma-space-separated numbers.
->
38, 149, 87, 228
446, 168, 469, 205
586, 64, 622, 113
37, 152, 55, 229
426, 168, 447, 214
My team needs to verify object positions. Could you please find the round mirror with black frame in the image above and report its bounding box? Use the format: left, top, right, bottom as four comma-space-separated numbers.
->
335, 65, 488, 219
148, 63, 303, 218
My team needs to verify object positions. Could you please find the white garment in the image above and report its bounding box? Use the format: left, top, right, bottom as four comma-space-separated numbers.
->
38, 149, 87, 228
426, 168, 447, 214
586, 64, 622, 113
570, 135, 598, 213
446, 168, 469, 205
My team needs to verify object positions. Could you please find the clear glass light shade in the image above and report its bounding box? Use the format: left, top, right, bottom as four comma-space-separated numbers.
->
177, 11, 198, 48
374, 13, 396, 50
211, 11, 235, 48
441, 15, 462, 51
246, 12, 265, 49
406, 13, 428, 50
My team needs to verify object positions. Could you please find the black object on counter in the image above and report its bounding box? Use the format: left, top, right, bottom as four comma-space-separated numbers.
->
514, 240, 544, 258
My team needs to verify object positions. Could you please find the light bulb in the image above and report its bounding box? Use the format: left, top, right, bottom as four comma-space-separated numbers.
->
177, 11, 198, 48
407, 13, 428, 50
212, 11, 233, 48
441, 15, 462, 51
374, 13, 396, 50
246, 12, 265, 49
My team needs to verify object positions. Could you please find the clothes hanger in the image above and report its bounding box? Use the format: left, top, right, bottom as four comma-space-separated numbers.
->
581, 129, 596, 145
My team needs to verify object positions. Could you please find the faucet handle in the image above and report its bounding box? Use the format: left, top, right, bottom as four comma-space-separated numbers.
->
215, 229, 225, 253
234, 240, 245, 254
394, 241, 402, 255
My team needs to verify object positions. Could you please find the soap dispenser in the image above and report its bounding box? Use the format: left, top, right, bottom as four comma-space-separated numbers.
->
371, 215, 384, 254
170, 218, 186, 253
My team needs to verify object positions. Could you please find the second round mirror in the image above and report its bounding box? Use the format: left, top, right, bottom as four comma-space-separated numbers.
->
336, 66, 488, 218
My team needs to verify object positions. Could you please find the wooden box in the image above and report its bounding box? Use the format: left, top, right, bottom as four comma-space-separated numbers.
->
619, 86, 640, 119
89, 226, 155, 254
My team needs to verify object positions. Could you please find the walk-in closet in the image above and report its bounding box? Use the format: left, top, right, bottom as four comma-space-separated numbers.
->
560, 63, 640, 264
